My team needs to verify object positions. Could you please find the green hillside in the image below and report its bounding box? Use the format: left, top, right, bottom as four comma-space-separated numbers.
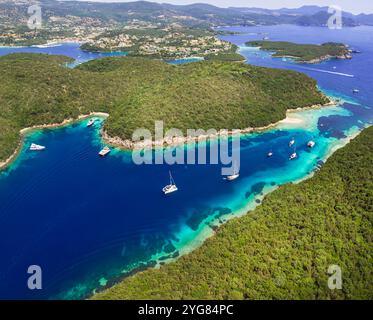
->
93, 126, 373, 300
0, 53, 327, 163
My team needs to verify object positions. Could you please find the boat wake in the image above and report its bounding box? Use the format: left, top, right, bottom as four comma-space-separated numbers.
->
297, 66, 354, 78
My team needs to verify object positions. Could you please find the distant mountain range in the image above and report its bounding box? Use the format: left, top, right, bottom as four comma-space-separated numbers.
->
1, 0, 373, 28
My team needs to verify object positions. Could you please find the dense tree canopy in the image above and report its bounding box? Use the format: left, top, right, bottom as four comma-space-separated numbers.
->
246, 41, 350, 62
0, 53, 327, 162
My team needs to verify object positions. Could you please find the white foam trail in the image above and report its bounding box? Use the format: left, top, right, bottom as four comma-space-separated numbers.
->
297, 66, 354, 77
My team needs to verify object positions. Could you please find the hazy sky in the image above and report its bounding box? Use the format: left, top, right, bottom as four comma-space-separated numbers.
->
81, 1, 373, 14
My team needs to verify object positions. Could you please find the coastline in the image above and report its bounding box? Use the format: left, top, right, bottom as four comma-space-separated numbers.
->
0, 112, 109, 171
0, 98, 336, 172
101, 98, 337, 150
0, 40, 83, 49
244, 43, 352, 64
272, 53, 352, 64
0, 99, 336, 171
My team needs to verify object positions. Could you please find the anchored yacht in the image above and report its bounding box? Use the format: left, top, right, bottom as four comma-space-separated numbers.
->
289, 138, 295, 147
87, 118, 95, 127
99, 146, 111, 157
30, 143, 45, 151
163, 171, 178, 194
307, 141, 316, 148
289, 150, 297, 160
226, 163, 240, 181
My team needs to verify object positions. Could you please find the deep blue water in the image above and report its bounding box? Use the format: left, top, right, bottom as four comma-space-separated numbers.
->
0, 26, 372, 299
0, 42, 128, 66
0, 42, 200, 66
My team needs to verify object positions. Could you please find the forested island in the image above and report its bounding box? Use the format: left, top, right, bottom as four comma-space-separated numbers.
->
246, 41, 352, 63
0, 53, 328, 165
93, 126, 373, 300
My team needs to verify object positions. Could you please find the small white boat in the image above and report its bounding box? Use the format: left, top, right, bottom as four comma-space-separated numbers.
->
289, 152, 297, 160
289, 138, 295, 147
226, 163, 240, 181
30, 143, 45, 151
163, 171, 178, 194
99, 146, 111, 157
87, 118, 95, 127
333, 66, 337, 70
226, 173, 239, 181
352, 89, 360, 94
307, 141, 316, 148
267, 151, 273, 157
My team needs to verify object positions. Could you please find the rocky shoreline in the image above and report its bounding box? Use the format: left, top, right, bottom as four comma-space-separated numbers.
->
101, 98, 337, 150
301, 53, 352, 64
0, 98, 337, 171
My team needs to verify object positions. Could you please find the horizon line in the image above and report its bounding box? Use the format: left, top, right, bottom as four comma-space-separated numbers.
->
70, 0, 373, 15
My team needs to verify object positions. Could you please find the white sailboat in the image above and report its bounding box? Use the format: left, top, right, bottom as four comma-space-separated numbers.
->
163, 171, 178, 194
226, 162, 240, 181
289, 138, 295, 147
30, 143, 46, 151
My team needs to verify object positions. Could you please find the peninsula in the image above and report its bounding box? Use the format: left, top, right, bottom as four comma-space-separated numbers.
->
0, 53, 328, 165
80, 27, 245, 62
246, 41, 352, 63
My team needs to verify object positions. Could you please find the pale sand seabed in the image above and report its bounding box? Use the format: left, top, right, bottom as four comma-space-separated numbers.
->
147, 124, 368, 275
115, 104, 359, 280
139, 104, 366, 275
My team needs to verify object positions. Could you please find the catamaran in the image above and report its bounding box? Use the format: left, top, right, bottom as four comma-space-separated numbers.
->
289, 138, 295, 147
163, 171, 178, 194
353, 89, 360, 94
99, 146, 111, 157
307, 141, 316, 148
289, 147, 297, 160
30, 143, 46, 151
87, 118, 95, 127
289, 152, 297, 160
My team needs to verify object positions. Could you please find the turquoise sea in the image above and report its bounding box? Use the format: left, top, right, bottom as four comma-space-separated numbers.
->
0, 26, 372, 299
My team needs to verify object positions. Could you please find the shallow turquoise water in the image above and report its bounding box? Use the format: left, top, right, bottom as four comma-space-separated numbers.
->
0, 26, 372, 299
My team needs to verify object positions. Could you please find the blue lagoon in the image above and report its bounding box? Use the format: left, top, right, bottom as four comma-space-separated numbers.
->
0, 26, 372, 299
